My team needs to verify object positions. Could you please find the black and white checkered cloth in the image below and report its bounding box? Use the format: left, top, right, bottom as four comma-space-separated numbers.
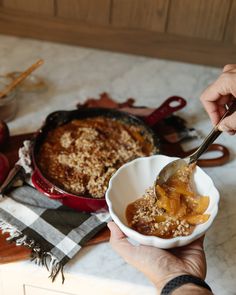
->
0, 183, 108, 282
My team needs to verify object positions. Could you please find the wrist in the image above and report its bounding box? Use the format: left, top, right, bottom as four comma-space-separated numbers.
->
173, 284, 213, 295
156, 274, 212, 295
154, 272, 190, 293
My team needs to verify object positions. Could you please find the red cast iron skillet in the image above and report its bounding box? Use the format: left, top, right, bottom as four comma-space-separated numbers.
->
31, 107, 162, 212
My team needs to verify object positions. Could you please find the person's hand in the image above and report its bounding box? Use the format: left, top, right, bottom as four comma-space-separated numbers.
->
200, 64, 236, 135
108, 221, 207, 293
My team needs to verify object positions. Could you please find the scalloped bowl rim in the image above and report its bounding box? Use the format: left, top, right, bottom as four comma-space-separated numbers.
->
105, 155, 220, 249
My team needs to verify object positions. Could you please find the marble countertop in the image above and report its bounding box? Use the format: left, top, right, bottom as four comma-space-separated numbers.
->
1, 34, 236, 295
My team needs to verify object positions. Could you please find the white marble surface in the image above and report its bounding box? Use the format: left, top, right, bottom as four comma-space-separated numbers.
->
0, 34, 236, 295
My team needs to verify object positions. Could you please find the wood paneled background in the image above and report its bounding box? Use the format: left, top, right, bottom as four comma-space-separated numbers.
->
0, 0, 235, 66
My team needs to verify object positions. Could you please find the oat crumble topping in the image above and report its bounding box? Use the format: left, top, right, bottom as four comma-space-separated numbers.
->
37, 117, 155, 198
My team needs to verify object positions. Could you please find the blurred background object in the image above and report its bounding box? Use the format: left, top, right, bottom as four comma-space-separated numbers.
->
0, 59, 46, 122
0, 76, 18, 122
0, 0, 235, 67
5, 72, 47, 93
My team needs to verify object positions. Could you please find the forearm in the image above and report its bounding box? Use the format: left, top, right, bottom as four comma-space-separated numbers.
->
172, 284, 213, 295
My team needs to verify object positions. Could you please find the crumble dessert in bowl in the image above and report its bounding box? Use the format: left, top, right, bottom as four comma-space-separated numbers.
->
105, 155, 219, 248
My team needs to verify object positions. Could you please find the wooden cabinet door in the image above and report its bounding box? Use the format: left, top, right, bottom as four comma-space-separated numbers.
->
111, 0, 169, 32
225, 0, 236, 44
2, 0, 54, 16
0, 0, 235, 66
167, 0, 231, 41
56, 0, 111, 26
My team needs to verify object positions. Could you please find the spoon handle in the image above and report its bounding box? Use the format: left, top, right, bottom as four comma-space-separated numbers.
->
189, 100, 236, 164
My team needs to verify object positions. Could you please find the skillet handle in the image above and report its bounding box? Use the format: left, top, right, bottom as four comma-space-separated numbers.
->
145, 96, 187, 127
31, 170, 65, 200
184, 144, 230, 167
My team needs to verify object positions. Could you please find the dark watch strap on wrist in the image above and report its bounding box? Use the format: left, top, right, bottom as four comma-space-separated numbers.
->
160, 275, 212, 295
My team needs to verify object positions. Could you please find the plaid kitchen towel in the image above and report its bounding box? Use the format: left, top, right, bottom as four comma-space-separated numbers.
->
0, 186, 108, 282
0, 143, 109, 282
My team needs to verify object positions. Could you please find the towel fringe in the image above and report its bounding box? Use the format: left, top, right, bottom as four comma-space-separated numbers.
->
0, 218, 64, 283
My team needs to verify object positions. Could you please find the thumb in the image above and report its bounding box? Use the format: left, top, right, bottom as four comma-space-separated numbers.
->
107, 221, 126, 240
107, 221, 135, 260
218, 112, 236, 134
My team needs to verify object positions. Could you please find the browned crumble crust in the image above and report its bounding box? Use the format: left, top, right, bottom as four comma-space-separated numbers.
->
37, 117, 155, 198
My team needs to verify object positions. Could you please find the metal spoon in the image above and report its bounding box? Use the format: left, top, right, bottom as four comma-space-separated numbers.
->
154, 100, 236, 197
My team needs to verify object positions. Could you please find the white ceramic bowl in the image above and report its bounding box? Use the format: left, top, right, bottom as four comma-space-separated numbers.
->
105, 155, 220, 249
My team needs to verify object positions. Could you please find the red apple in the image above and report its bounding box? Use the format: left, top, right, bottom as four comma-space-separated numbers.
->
0, 120, 10, 149
0, 153, 10, 185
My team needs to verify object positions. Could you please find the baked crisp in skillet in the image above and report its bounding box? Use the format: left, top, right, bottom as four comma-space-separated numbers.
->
37, 117, 155, 198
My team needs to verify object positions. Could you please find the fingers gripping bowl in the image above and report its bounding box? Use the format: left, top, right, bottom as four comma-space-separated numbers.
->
105, 155, 220, 249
